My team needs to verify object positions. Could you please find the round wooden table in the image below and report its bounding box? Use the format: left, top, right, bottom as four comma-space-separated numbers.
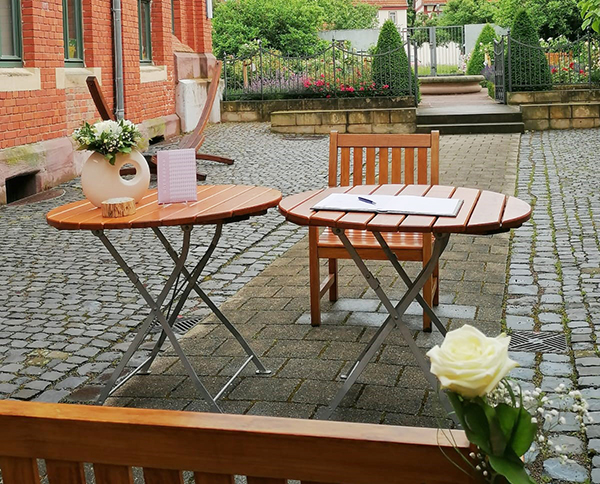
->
47, 185, 282, 412
279, 184, 531, 419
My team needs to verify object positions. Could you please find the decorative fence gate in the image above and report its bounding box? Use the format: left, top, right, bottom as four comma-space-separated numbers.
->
405, 25, 465, 77
493, 37, 506, 104
222, 40, 419, 105
493, 32, 600, 104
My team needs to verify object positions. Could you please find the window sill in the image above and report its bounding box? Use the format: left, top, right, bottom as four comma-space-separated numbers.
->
56, 67, 102, 89
0, 67, 41, 92
140, 65, 167, 83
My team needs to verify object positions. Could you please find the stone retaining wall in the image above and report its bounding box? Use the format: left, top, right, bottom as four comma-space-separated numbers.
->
270, 108, 416, 134
508, 89, 600, 105
521, 103, 600, 130
222, 97, 414, 123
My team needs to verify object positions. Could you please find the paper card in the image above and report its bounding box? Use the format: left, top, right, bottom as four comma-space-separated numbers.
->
157, 149, 198, 204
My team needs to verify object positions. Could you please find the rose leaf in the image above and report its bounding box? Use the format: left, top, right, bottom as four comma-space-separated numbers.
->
482, 402, 508, 456
496, 403, 519, 441
508, 407, 537, 457
488, 454, 536, 484
463, 402, 492, 455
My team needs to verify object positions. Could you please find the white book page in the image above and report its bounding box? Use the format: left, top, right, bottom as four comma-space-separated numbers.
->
311, 193, 463, 217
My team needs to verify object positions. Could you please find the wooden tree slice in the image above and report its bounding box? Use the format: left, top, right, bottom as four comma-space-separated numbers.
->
101, 197, 136, 218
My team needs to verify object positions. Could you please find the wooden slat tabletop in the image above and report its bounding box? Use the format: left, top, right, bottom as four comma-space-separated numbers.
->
47, 186, 282, 230
279, 185, 531, 235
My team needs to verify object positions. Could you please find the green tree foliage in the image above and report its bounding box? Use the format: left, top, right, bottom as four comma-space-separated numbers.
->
466, 24, 497, 75
372, 20, 418, 97
580, 0, 600, 32
508, 9, 552, 91
437, 0, 495, 26
318, 0, 378, 30
495, 0, 582, 40
212, 0, 378, 58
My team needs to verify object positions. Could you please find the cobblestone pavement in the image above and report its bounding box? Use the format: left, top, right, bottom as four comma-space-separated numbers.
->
68, 127, 518, 417
506, 129, 600, 483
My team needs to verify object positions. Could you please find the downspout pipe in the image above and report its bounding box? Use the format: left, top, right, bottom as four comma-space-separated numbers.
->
112, 0, 125, 120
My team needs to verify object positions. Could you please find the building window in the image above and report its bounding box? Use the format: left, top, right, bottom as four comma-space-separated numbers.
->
63, 0, 84, 65
389, 11, 396, 23
0, 0, 21, 66
138, 0, 152, 63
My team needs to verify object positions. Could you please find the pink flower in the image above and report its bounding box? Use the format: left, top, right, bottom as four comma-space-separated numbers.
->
383, 84, 389, 89
359, 86, 365, 91
569, 61, 574, 69
580, 69, 585, 74
303, 79, 312, 87
347, 86, 355, 92
320, 73, 325, 78
551, 67, 557, 74
326, 94, 331, 98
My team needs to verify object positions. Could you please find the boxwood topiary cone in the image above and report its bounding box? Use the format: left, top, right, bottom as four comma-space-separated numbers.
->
466, 24, 497, 76
372, 20, 418, 98
507, 9, 552, 91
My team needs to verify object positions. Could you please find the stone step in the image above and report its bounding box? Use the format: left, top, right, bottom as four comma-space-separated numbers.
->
416, 112, 522, 125
416, 122, 525, 134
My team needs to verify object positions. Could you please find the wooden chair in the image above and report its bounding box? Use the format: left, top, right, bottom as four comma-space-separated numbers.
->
86, 60, 233, 182
310, 131, 440, 331
0, 400, 475, 484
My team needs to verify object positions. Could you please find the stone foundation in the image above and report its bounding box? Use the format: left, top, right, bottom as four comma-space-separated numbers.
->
222, 96, 414, 123
271, 108, 416, 134
521, 102, 600, 131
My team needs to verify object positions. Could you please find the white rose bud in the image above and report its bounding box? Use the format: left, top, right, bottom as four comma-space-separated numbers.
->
426, 325, 518, 398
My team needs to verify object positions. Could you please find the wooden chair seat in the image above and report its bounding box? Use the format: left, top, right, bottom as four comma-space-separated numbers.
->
318, 228, 431, 261
309, 131, 441, 330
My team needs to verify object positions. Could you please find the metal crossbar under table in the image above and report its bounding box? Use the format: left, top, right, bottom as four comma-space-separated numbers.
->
322, 229, 456, 422
92, 224, 270, 412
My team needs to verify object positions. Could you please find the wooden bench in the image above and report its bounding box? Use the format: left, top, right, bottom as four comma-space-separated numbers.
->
0, 400, 475, 484
86, 61, 233, 182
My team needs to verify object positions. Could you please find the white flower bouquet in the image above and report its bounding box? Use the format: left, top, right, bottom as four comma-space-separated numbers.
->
73, 119, 147, 165
427, 325, 591, 484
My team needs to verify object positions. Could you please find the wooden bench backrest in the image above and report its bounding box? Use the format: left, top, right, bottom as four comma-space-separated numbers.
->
179, 60, 223, 151
328, 131, 440, 188
0, 401, 474, 484
86, 59, 222, 150
86, 76, 115, 121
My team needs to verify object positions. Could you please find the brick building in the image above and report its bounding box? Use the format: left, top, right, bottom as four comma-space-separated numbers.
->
0, 0, 215, 204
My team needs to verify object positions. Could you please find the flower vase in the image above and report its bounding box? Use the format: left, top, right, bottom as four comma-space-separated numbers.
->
81, 150, 151, 208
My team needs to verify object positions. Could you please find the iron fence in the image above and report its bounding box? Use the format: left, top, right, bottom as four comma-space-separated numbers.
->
222, 40, 418, 104
404, 26, 465, 77
493, 32, 600, 97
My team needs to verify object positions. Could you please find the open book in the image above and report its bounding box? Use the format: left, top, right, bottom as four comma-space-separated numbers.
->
311, 193, 463, 217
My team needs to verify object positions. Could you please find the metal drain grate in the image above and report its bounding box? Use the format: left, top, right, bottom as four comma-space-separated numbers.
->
509, 331, 567, 354
172, 317, 204, 334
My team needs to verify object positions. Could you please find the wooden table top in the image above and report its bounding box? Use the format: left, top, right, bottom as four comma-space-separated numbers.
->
279, 185, 531, 234
47, 185, 282, 230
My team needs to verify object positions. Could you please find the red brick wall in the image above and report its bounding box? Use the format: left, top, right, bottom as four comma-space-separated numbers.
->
0, 0, 212, 149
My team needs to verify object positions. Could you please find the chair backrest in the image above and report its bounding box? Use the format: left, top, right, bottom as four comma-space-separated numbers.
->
179, 60, 223, 151
0, 400, 475, 484
86, 76, 115, 121
328, 131, 440, 188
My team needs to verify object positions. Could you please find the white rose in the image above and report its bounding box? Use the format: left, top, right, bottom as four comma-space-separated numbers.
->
94, 120, 119, 135
426, 325, 518, 399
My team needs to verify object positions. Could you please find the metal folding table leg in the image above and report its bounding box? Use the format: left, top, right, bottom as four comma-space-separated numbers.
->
321, 229, 455, 421
93, 227, 221, 412
146, 226, 270, 376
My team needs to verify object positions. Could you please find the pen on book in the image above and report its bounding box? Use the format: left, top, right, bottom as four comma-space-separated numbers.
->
358, 197, 376, 205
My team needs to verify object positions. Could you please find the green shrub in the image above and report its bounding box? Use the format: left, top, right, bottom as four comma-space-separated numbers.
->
507, 9, 552, 91
487, 80, 495, 98
372, 20, 419, 98
466, 24, 497, 76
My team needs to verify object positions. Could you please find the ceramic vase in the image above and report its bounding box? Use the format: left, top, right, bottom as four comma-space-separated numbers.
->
81, 150, 151, 207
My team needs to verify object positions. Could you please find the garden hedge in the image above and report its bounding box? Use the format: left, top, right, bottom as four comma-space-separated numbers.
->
372, 20, 419, 97
466, 24, 497, 76
507, 9, 552, 91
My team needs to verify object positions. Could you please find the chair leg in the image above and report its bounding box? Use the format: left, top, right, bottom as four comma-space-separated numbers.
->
433, 262, 440, 306
309, 227, 321, 327
422, 236, 433, 332
328, 259, 338, 301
